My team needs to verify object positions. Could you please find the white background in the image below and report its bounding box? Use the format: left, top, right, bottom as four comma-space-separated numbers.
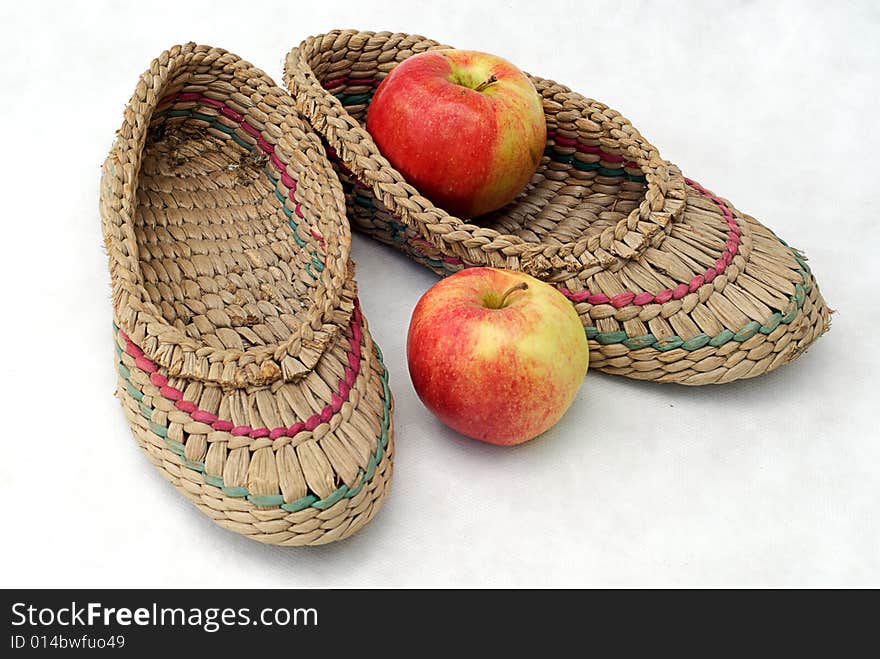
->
1, 0, 878, 588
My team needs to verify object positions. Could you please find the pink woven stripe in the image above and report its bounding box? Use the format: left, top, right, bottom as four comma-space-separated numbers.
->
546, 131, 639, 168
221, 106, 244, 122
560, 178, 740, 306
119, 302, 364, 439
280, 170, 297, 191
325, 145, 372, 191
322, 76, 382, 90
240, 121, 261, 138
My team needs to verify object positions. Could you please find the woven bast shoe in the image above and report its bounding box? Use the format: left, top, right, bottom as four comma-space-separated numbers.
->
285, 30, 831, 385
100, 44, 393, 545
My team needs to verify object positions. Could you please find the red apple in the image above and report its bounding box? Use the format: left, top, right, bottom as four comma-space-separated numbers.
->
407, 267, 589, 446
365, 49, 546, 218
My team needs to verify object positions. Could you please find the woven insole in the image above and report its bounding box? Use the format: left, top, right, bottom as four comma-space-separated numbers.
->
136, 123, 318, 350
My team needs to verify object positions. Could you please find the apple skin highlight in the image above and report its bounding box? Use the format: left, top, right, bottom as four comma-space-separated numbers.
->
366, 49, 546, 218
407, 268, 589, 446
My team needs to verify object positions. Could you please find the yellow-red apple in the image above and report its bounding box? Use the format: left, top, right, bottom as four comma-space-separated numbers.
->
407, 267, 588, 446
365, 49, 546, 218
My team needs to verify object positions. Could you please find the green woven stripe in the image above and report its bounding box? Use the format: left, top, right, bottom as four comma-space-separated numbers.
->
288, 220, 306, 247
794, 254, 810, 272
655, 336, 684, 352
571, 158, 598, 171
733, 321, 761, 342
760, 312, 782, 334
556, 155, 647, 182
271, 163, 318, 256
229, 132, 252, 150
709, 329, 735, 347
190, 112, 216, 123
126, 381, 143, 402
166, 439, 186, 456
364, 454, 377, 481
553, 153, 574, 166
149, 422, 168, 438
211, 122, 237, 136
623, 334, 656, 350
281, 495, 318, 513
374, 432, 385, 463
795, 283, 806, 308
781, 304, 798, 324
681, 333, 711, 351
203, 474, 224, 488
354, 193, 375, 209
335, 93, 372, 105
115, 335, 393, 513
379, 376, 390, 427
596, 330, 628, 345
345, 479, 365, 498
248, 494, 285, 507
312, 486, 347, 510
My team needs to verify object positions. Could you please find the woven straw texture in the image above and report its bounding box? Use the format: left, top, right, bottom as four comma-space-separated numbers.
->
285, 30, 830, 385
100, 43, 393, 545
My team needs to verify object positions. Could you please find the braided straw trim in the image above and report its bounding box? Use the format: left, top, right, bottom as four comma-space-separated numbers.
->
285, 30, 830, 385
102, 43, 351, 387
286, 30, 686, 279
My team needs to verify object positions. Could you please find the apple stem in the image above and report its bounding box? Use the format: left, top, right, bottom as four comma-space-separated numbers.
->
498, 282, 529, 308
474, 74, 498, 93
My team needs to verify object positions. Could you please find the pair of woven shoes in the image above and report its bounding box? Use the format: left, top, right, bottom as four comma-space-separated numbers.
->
101, 33, 830, 545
